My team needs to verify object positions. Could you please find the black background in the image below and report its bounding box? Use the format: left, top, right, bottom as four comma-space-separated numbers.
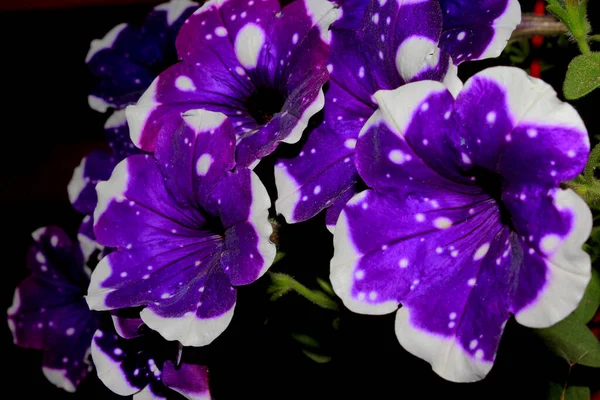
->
1, 1, 599, 399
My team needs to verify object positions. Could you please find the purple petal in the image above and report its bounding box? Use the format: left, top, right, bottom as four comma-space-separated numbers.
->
438, 0, 521, 63
162, 361, 211, 400
8, 227, 98, 392
275, 0, 463, 225
88, 156, 234, 345
330, 69, 592, 382
91, 329, 156, 396
139, 268, 237, 347
78, 215, 102, 267
154, 110, 275, 284
68, 151, 116, 215
154, 110, 236, 214
127, 0, 340, 167
503, 187, 592, 327
86, 0, 198, 112
88, 145, 273, 345
111, 311, 145, 339
104, 109, 145, 162
454, 67, 589, 186
216, 168, 275, 285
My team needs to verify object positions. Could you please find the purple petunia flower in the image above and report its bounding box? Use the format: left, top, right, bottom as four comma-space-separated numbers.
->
86, 110, 276, 346
92, 313, 211, 399
86, 0, 199, 113
7, 227, 99, 392
274, 0, 520, 231
330, 67, 592, 382
126, 0, 341, 168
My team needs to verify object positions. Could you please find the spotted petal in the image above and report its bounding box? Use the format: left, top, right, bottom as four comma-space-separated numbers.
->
454, 67, 589, 186
8, 227, 98, 392
438, 0, 521, 63
127, 0, 340, 167
105, 109, 145, 162
275, 0, 461, 227
331, 69, 591, 382
86, 0, 198, 112
68, 151, 116, 215
91, 328, 174, 397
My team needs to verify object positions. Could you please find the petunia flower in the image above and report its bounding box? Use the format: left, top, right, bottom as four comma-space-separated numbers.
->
274, 0, 520, 231
7, 227, 99, 392
126, 0, 341, 168
86, 110, 276, 346
92, 312, 211, 399
330, 67, 592, 382
86, 0, 199, 113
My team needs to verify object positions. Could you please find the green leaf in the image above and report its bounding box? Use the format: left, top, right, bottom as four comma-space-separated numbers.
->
564, 53, 600, 99
548, 382, 591, 400
536, 270, 600, 367
316, 278, 336, 297
546, 0, 572, 27
267, 272, 340, 311
291, 333, 320, 349
301, 349, 332, 364
537, 323, 600, 367
576, 270, 600, 323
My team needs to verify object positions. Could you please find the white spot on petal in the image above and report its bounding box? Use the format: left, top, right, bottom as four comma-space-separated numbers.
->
196, 154, 213, 176
473, 243, 490, 261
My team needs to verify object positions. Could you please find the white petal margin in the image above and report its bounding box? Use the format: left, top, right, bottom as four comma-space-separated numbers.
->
91, 330, 139, 396
139, 302, 236, 347
7, 288, 21, 343
182, 109, 228, 133
93, 158, 130, 227
477, 0, 521, 60
67, 156, 88, 207
247, 171, 277, 280
105, 108, 128, 130
395, 307, 492, 382
303, 0, 342, 43
464, 67, 588, 146
85, 23, 128, 63
284, 87, 326, 146
42, 367, 77, 393
330, 195, 400, 315
371, 80, 449, 139
86, 256, 116, 310
88, 95, 114, 113
274, 163, 302, 224
133, 385, 165, 400
442, 59, 463, 98
154, 0, 197, 26
515, 189, 592, 328
126, 79, 160, 149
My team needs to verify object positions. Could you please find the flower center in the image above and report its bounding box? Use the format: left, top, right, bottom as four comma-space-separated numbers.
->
200, 210, 226, 238
470, 166, 514, 229
245, 87, 285, 125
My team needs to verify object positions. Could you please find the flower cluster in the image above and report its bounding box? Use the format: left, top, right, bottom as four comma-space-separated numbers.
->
8, 0, 595, 396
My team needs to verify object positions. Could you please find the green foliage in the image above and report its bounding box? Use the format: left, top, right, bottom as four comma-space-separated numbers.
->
546, 0, 592, 54
547, 382, 591, 400
564, 53, 600, 99
568, 143, 600, 211
267, 272, 340, 311
535, 270, 600, 367
301, 349, 332, 363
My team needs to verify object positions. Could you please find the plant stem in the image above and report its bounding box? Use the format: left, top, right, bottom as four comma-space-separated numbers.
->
509, 13, 568, 42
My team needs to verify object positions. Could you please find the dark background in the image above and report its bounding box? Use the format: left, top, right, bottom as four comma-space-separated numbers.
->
1, 0, 599, 398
